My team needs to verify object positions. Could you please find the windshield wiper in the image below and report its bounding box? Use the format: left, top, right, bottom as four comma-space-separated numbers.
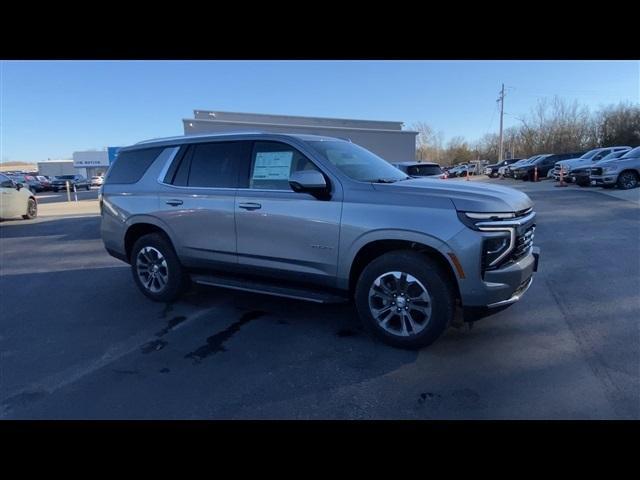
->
370, 176, 410, 183
371, 178, 398, 183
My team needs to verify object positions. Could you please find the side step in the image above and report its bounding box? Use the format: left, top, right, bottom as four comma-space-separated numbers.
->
191, 273, 349, 304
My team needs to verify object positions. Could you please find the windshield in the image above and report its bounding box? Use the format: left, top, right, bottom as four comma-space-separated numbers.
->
581, 149, 602, 160
619, 146, 640, 159
308, 140, 408, 182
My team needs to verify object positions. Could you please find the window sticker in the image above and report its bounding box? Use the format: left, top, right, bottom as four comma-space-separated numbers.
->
252, 151, 293, 181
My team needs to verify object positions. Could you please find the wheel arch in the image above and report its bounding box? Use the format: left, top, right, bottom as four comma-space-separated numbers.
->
123, 218, 176, 263
346, 236, 461, 302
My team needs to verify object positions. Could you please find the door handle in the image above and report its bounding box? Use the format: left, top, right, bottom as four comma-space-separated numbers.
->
165, 199, 183, 206
238, 202, 262, 210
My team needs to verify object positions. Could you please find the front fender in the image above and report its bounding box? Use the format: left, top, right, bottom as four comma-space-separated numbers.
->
337, 228, 462, 287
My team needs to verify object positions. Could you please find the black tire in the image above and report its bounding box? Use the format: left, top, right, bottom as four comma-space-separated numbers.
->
86, 185, 90, 191
130, 233, 190, 303
617, 171, 639, 190
576, 179, 590, 187
22, 198, 37, 220
354, 250, 455, 350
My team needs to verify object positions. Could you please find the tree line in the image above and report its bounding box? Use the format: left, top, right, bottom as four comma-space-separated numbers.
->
414, 99, 640, 165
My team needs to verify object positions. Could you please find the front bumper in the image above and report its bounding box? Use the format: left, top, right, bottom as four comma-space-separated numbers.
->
589, 174, 617, 186
461, 247, 539, 322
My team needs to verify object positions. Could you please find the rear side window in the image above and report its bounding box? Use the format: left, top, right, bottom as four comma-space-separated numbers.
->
106, 147, 163, 184
187, 142, 249, 188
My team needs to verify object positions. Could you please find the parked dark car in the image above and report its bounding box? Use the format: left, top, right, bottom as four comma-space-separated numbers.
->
512, 152, 584, 181
35, 175, 52, 191
392, 162, 444, 178
51, 175, 90, 192
8, 174, 43, 193
484, 158, 522, 178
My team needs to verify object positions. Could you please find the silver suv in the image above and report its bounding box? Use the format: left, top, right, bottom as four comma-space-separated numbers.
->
100, 133, 540, 349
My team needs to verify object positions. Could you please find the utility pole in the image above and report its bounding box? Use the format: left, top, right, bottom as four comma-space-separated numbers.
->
497, 83, 505, 162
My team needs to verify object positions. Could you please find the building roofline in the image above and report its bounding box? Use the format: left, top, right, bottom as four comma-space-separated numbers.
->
183, 118, 418, 135
193, 109, 406, 127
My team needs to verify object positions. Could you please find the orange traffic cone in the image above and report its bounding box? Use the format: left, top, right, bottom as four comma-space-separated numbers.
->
555, 167, 568, 187
534, 166, 538, 182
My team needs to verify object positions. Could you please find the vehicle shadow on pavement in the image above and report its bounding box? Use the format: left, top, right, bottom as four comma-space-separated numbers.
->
0, 216, 102, 241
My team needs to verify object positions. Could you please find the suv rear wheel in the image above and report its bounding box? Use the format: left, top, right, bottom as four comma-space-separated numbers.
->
130, 233, 189, 302
355, 250, 454, 349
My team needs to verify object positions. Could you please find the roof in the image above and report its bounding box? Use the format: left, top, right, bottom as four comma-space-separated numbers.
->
128, 131, 348, 151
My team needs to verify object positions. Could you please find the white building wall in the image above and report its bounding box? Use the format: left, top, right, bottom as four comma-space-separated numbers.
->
37, 161, 75, 177
183, 118, 417, 164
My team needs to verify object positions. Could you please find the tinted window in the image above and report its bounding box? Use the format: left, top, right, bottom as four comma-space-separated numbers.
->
187, 142, 249, 188
106, 147, 163, 184
407, 165, 443, 176
249, 141, 321, 191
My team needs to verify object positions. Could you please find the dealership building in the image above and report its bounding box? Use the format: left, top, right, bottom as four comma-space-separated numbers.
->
183, 110, 418, 163
37, 147, 122, 178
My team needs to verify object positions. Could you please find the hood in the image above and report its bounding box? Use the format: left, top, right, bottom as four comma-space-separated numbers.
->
555, 157, 584, 168
372, 178, 533, 213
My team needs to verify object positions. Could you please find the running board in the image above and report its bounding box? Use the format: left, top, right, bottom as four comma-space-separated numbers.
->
191, 273, 348, 304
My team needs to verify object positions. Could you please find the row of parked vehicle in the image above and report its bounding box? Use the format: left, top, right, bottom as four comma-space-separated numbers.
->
1, 172, 105, 193
392, 162, 489, 179
482, 146, 640, 190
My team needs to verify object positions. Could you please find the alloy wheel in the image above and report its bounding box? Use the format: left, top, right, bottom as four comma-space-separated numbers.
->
368, 271, 432, 337
136, 246, 169, 293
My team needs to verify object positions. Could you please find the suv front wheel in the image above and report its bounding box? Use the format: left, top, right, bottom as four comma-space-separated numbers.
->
355, 250, 455, 349
130, 233, 189, 302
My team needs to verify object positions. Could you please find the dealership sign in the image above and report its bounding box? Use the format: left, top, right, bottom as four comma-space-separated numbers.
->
73, 150, 109, 168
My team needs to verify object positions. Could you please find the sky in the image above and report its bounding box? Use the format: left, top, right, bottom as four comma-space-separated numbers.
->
1, 60, 638, 162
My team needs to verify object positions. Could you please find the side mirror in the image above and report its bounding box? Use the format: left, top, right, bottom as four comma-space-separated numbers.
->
289, 170, 328, 197
15, 182, 23, 191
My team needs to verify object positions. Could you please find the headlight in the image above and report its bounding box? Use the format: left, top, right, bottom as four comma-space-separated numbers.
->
482, 233, 512, 270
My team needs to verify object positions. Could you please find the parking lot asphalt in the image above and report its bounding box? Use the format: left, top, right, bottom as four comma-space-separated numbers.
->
1, 178, 638, 419
34, 188, 100, 205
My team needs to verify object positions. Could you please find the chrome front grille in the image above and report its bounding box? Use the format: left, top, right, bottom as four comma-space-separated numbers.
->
512, 226, 535, 261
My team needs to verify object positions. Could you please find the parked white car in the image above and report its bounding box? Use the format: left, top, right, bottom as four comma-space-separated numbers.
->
0, 173, 38, 220
91, 175, 105, 186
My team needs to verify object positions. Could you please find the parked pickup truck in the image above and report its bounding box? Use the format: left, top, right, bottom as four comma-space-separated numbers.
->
572, 148, 633, 186
589, 146, 640, 190
552, 147, 630, 182
101, 133, 540, 349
